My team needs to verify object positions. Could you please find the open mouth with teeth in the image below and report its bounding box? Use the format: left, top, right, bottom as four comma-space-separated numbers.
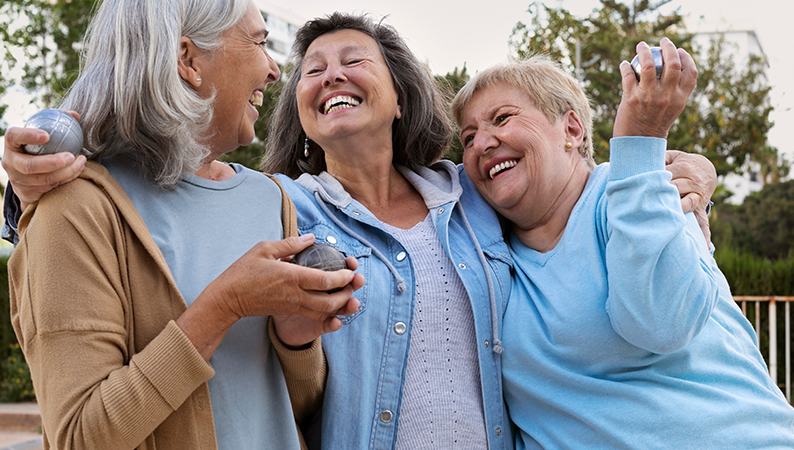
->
489, 160, 518, 180
249, 91, 263, 107
322, 95, 361, 114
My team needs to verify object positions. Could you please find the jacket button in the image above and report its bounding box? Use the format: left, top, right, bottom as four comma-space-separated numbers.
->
495, 427, 502, 436
394, 322, 407, 335
484, 340, 490, 348
458, 263, 467, 270
326, 236, 337, 244
396, 251, 406, 261
438, 207, 444, 215
380, 410, 393, 423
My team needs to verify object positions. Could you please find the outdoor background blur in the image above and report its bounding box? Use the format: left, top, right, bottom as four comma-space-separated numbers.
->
0, 0, 791, 404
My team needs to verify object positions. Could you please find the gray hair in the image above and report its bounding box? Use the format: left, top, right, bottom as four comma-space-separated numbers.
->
451, 55, 596, 169
261, 12, 453, 178
61, 0, 252, 187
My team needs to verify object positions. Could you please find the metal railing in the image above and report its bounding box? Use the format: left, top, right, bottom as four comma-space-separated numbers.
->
735, 296, 794, 403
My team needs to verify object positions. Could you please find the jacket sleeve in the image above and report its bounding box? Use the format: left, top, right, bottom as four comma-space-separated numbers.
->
2, 183, 21, 245
267, 318, 326, 428
604, 137, 719, 354
8, 179, 215, 450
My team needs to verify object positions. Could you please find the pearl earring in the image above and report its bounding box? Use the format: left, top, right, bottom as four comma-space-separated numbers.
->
196, 78, 201, 82
304, 138, 310, 158
565, 142, 573, 149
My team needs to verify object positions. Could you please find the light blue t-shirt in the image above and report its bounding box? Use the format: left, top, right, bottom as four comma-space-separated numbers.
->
104, 155, 301, 450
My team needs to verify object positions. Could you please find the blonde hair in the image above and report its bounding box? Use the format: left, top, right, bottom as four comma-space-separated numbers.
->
61, 0, 252, 187
451, 55, 595, 168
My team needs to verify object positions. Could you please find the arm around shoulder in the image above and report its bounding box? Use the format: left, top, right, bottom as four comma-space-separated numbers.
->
268, 317, 326, 427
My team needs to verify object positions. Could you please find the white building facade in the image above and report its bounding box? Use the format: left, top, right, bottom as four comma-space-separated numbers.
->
254, 0, 306, 66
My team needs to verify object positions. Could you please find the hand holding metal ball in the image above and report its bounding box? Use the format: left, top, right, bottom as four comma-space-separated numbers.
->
292, 243, 347, 272
631, 46, 664, 81
23, 109, 83, 156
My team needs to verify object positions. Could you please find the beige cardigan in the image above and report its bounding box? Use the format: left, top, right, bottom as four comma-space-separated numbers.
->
9, 162, 324, 450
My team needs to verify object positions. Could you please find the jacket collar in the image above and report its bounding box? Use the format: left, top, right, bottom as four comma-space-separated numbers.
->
295, 160, 463, 210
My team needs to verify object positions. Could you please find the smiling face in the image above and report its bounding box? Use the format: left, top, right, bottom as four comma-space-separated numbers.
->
196, 4, 280, 155
296, 29, 402, 157
460, 82, 587, 228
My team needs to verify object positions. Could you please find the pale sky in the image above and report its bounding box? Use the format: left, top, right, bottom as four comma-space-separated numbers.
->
278, 0, 794, 163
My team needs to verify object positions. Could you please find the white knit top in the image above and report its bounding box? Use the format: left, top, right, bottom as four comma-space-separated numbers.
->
384, 214, 488, 449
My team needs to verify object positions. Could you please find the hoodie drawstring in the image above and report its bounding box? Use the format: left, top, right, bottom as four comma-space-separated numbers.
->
314, 191, 407, 293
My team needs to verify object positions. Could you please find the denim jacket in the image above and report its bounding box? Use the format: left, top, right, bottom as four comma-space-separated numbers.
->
277, 160, 514, 450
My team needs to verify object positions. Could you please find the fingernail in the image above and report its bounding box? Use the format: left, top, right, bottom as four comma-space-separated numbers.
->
299, 233, 314, 243
62, 153, 75, 164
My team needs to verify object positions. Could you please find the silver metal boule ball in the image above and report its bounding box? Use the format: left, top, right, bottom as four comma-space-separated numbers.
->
23, 109, 84, 156
631, 46, 664, 81
292, 243, 347, 272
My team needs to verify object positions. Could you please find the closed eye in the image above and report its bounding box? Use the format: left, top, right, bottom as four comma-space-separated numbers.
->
304, 66, 325, 76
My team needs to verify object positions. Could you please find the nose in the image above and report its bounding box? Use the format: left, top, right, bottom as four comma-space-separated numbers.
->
322, 63, 347, 88
468, 128, 499, 156
265, 52, 280, 83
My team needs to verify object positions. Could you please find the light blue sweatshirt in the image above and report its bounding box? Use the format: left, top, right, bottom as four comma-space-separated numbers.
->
502, 137, 794, 449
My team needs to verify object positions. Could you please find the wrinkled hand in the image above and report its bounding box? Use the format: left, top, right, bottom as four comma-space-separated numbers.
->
666, 150, 716, 246
273, 255, 364, 347
614, 38, 698, 139
207, 235, 361, 323
1, 111, 87, 210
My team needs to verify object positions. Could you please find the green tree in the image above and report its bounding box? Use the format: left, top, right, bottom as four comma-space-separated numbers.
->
712, 180, 794, 261
435, 65, 470, 164
510, 0, 785, 181
0, 0, 97, 131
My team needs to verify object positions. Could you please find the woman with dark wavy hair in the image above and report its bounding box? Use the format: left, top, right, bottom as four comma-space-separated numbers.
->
262, 13, 717, 450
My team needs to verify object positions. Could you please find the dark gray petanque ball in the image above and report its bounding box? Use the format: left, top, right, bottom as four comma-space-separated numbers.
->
293, 243, 347, 272
631, 46, 664, 81
23, 109, 84, 156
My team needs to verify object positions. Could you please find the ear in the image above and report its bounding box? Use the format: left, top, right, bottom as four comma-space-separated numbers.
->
178, 36, 204, 88
395, 102, 402, 120
562, 110, 585, 151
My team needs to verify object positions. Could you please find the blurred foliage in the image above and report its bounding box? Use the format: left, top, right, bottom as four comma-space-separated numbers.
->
712, 180, 794, 262
435, 65, 470, 164
0, 255, 35, 402
0, 0, 98, 133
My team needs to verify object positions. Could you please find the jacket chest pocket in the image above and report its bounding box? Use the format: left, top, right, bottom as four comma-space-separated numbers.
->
300, 225, 372, 324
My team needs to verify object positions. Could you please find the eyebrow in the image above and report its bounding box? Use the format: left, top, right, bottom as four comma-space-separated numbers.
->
304, 44, 367, 63
250, 28, 269, 40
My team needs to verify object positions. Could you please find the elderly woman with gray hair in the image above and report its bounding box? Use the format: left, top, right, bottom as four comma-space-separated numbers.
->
452, 43, 794, 448
1, 0, 362, 449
